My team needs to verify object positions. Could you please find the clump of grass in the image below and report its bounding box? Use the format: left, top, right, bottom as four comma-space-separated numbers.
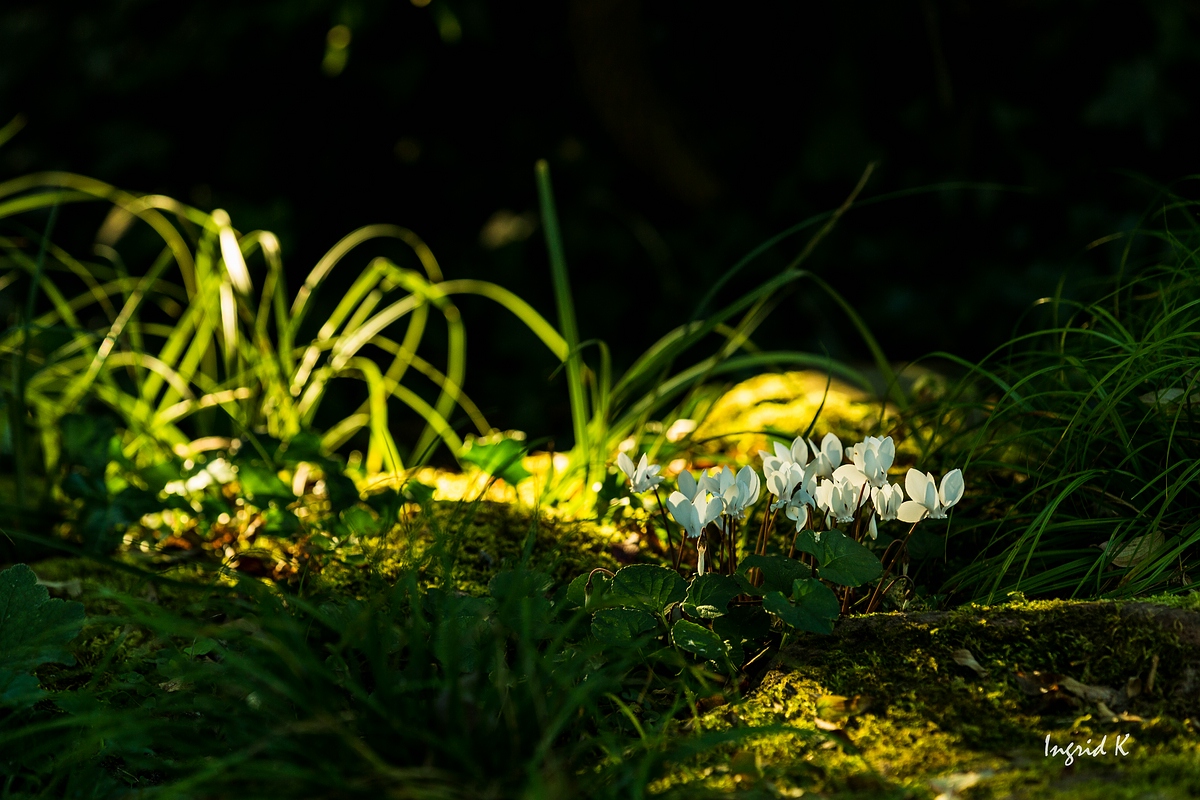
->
904, 188, 1200, 602
5, 553, 666, 798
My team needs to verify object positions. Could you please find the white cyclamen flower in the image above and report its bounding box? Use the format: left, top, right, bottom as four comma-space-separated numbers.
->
785, 498, 809, 532
720, 465, 761, 519
815, 466, 871, 526
617, 452, 664, 493
767, 463, 815, 512
850, 436, 896, 489
807, 432, 844, 479
666, 490, 723, 539
758, 437, 810, 479
897, 468, 965, 523
675, 469, 703, 501
871, 482, 905, 522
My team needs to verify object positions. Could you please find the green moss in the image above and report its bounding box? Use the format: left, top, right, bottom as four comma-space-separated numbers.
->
310, 499, 622, 597
652, 598, 1200, 798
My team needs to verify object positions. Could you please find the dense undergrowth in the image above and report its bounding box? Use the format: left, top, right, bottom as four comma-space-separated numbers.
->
3, 156, 1200, 796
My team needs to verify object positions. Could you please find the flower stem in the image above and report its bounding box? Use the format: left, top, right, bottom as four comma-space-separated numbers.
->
865, 520, 920, 613
674, 532, 688, 572
652, 486, 677, 557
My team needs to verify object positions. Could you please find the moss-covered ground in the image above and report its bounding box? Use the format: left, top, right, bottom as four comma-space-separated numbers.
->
653, 597, 1200, 798
21, 386, 1200, 798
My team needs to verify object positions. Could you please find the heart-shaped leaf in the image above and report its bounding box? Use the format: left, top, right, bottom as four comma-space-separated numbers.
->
762, 578, 839, 635
565, 572, 612, 611
671, 619, 729, 664
0, 565, 86, 709
591, 607, 659, 646
737, 554, 809, 596
608, 565, 686, 615
812, 530, 882, 586
682, 573, 741, 618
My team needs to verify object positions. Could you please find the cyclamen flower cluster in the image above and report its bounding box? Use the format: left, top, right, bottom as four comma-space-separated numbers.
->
616, 434, 963, 575
664, 464, 761, 539
759, 433, 962, 539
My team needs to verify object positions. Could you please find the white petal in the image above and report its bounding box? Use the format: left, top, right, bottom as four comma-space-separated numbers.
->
821, 432, 843, 465
774, 441, 791, 461
878, 437, 896, 471
833, 464, 868, 487
719, 465, 735, 492
791, 504, 809, 531
790, 437, 809, 466
897, 500, 929, 523
617, 452, 635, 479
678, 470, 698, 500
922, 478, 938, 511
905, 468, 930, 503
939, 468, 965, 508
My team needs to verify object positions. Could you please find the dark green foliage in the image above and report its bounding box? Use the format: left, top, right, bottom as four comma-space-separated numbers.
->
804, 530, 883, 587
607, 564, 687, 617
912, 192, 1200, 601
681, 574, 741, 619
0, 564, 85, 709
761, 580, 841, 636
0, 562, 665, 798
459, 437, 532, 486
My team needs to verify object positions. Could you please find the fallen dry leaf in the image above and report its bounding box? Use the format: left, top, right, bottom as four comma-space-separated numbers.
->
930, 770, 993, 800
1016, 670, 1062, 695
1059, 676, 1122, 707
816, 693, 873, 720
1015, 670, 1080, 710
813, 716, 857, 749
1102, 532, 1166, 568
952, 648, 989, 677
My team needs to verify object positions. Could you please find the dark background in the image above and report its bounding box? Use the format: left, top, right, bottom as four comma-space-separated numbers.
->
2, 0, 1198, 445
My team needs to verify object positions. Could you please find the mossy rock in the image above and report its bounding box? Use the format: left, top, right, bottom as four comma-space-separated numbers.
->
691, 371, 898, 460
312, 499, 623, 597
655, 596, 1200, 798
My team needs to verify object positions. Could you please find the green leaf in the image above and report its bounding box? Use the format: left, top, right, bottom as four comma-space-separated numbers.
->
682, 573, 741, 619
791, 529, 822, 558
276, 431, 326, 464
459, 438, 531, 486
671, 619, 730, 664
713, 603, 771, 645
0, 669, 44, 709
565, 572, 612, 611
237, 464, 293, 505
608, 564, 686, 615
812, 530, 882, 586
339, 505, 384, 537
324, 473, 361, 512
0, 565, 86, 708
401, 481, 436, 506
591, 607, 659, 646
737, 554, 809, 596
762, 578, 840, 635
138, 461, 182, 495
60, 413, 116, 473
263, 507, 300, 535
